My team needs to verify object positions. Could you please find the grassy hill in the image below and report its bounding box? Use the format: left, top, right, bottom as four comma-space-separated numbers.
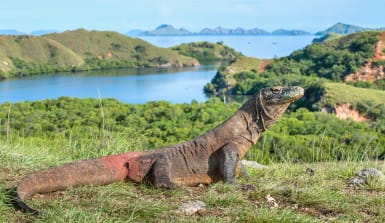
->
0, 35, 84, 75
171, 41, 242, 62
319, 83, 385, 108
204, 56, 271, 94
315, 22, 373, 35
0, 29, 199, 79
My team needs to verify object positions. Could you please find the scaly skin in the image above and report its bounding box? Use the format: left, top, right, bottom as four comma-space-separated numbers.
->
14, 86, 304, 214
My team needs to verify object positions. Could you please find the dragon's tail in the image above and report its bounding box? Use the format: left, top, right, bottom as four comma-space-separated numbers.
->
15, 152, 141, 214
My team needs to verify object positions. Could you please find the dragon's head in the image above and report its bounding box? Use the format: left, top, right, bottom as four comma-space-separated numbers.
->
257, 86, 304, 127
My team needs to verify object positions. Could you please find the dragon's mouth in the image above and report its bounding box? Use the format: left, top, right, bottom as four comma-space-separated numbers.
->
287, 86, 304, 102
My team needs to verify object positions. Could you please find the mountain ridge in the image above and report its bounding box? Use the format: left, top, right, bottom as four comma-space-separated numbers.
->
129, 24, 312, 36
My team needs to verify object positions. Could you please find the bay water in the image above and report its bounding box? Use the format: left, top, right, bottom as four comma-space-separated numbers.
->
141, 35, 315, 59
0, 35, 315, 103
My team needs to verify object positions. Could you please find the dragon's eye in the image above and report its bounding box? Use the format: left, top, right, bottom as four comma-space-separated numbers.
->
271, 87, 281, 94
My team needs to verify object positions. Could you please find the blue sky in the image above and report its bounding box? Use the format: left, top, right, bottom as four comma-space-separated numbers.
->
2, 0, 385, 33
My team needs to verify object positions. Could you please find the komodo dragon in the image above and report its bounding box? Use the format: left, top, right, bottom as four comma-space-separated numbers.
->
13, 86, 304, 213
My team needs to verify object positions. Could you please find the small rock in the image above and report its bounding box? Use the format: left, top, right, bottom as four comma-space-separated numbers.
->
240, 184, 256, 191
305, 168, 315, 176
180, 200, 206, 215
347, 168, 384, 188
197, 183, 205, 188
347, 177, 366, 187
357, 168, 384, 178
265, 194, 278, 209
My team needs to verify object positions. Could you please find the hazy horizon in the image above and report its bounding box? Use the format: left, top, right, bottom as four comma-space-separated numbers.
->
1, 0, 385, 34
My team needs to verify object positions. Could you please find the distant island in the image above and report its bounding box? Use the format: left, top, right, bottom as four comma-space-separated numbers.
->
128, 24, 312, 36
0, 29, 59, 36
127, 23, 385, 37
315, 22, 385, 35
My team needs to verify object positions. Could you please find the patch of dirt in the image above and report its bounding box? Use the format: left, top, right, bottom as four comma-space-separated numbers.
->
257, 59, 272, 73
344, 188, 385, 197
344, 32, 385, 82
296, 205, 341, 221
344, 62, 385, 82
373, 32, 385, 61
333, 103, 368, 122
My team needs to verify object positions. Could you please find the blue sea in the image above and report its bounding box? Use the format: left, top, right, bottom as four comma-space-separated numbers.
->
0, 35, 315, 103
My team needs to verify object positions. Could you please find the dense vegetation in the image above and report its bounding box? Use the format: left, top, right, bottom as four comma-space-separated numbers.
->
0, 29, 198, 79
276, 31, 378, 80
1, 97, 384, 163
0, 98, 237, 154
205, 31, 380, 96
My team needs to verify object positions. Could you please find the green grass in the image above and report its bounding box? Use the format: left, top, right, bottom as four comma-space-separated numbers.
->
318, 82, 385, 115
321, 82, 385, 106
1, 138, 384, 222
46, 29, 196, 65
223, 57, 271, 74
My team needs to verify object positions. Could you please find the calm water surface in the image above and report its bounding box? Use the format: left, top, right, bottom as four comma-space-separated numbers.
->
0, 66, 217, 104
140, 35, 316, 58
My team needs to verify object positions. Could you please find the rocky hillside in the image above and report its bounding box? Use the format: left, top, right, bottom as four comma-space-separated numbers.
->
0, 29, 199, 79
344, 32, 385, 82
